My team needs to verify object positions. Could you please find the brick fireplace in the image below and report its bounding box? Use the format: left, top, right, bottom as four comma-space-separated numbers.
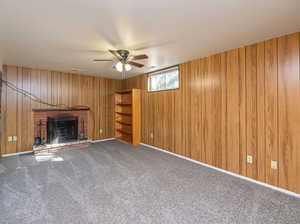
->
33, 109, 89, 145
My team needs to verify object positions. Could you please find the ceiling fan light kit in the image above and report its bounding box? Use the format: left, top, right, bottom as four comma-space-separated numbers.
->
115, 61, 132, 72
94, 49, 148, 75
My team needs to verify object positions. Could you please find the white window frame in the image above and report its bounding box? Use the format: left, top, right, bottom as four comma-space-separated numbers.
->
148, 66, 180, 92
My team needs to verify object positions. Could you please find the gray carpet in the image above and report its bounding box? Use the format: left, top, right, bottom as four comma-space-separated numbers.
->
1, 140, 300, 224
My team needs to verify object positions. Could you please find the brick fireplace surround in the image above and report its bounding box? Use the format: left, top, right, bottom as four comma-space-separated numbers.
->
33, 109, 89, 145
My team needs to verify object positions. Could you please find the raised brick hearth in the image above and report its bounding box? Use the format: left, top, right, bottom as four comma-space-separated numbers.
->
33, 109, 89, 145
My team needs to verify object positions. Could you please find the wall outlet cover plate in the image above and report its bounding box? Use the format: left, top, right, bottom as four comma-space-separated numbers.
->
271, 160, 278, 169
247, 155, 253, 164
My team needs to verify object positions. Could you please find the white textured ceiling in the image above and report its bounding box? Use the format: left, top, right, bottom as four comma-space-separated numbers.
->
0, 0, 300, 79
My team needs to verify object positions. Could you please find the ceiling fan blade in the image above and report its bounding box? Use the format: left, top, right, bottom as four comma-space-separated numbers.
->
109, 49, 122, 60
93, 59, 113, 62
131, 54, 148, 60
128, 61, 144, 68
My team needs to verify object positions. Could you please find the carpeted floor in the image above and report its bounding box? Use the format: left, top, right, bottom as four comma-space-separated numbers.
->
1, 140, 300, 224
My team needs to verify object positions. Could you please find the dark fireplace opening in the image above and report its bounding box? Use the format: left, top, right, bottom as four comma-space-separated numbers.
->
47, 115, 78, 144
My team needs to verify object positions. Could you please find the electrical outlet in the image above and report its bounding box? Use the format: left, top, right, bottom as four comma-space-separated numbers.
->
8, 136, 13, 142
271, 160, 278, 169
247, 155, 253, 164
13, 136, 17, 141
150, 133, 154, 139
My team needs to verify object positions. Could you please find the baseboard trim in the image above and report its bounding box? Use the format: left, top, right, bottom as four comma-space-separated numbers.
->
140, 143, 300, 199
92, 138, 115, 143
1, 150, 33, 157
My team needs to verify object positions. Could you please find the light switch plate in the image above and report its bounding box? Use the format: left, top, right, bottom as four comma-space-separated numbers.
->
271, 160, 278, 169
13, 136, 17, 141
99, 129, 103, 134
150, 133, 154, 139
8, 136, 13, 142
247, 155, 253, 164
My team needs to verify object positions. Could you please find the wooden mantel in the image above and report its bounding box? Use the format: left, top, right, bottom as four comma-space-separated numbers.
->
32, 108, 89, 112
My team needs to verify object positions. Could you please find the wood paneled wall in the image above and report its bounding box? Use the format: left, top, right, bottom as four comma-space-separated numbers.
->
123, 32, 300, 194
1, 66, 122, 154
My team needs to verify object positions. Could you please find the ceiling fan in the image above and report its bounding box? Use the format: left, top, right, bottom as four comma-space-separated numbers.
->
93, 49, 148, 73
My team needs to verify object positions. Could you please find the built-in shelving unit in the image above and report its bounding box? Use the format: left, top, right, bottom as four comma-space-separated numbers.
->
115, 89, 141, 145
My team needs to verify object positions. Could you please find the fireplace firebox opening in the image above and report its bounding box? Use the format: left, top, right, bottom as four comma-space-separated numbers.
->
47, 115, 78, 144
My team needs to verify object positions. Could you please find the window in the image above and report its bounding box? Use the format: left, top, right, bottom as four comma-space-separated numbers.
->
148, 66, 179, 91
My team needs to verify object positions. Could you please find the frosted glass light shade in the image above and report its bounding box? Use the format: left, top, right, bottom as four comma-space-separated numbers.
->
115, 62, 123, 72
125, 64, 132, 71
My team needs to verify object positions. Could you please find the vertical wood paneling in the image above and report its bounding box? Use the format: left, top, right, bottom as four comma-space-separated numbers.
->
226, 49, 240, 174
22, 68, 31, 150
52, 72, 59, 106
147, 91, 154, 146
138, 75, 150, 145
153, 92, 163, 149
201, 58, 208, 163
246, 44, 258, 179
87, 76, 94, 139
1, 66, 7, 154
61, 73, 69, 106
1, 67, 121, 154
207, 54, 222, 167
71, 74, 80, 106
16, 67, 23, 152
265, 38, 279, 186
190, 59, 201, 161
183, 62, 192, 158
6, 66, 18, 154
102, 78, 109, 138
30, 69, 41, 148
94, 78, 100, 139
46, 71, 52, 108
257, 42, 266, 182
98, 77, 104, 139
238, 47, 247, 176
205, 57, 213, 165
122, 32, 300, 194
174, 65, 184, 156
220, 52, 227, 170
40, 70, 48, 109
278, 33, 300, 193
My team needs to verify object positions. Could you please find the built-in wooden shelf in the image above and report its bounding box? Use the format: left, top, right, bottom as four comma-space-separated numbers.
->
116, 120, 132, 126
116, 103, 132, 106
115, 89, 141, 145
115, 112, 132, 116
116, 129, 132, 135
115, 89, 133, 94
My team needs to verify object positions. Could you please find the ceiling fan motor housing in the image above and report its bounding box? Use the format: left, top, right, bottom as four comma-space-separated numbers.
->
117, 50, 130, 61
